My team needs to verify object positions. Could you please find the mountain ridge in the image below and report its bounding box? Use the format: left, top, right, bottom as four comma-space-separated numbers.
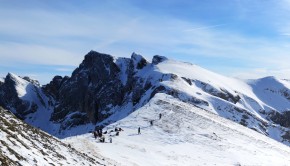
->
1, 50, 290, 146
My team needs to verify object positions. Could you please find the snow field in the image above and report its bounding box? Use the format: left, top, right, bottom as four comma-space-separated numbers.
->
64, 93, 290, 166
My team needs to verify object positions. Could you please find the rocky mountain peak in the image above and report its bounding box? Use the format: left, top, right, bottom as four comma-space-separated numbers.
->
2, 73, 21, 95
4, 73, 39, 88
131, 52, 148, 70
71, 50, 120, 83
5, 72, 19, 84
152, 55, 168, 65
49, 51, 126, 129
0, 72, 48, 119
82, 50, 114, 67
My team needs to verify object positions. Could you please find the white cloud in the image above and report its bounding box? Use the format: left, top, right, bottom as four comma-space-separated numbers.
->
184, 24, 227, 32
55, 68, 74, 72
0, 42, 82, 66
1, 0, 290, 82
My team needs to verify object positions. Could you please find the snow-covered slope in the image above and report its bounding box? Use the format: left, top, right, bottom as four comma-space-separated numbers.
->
0, 107, 117, 165
0, 73, 60, 135
2, 51, 290, 148
65, 93, 290, 166
155, 58, 290, 115
126, 57, 290, 146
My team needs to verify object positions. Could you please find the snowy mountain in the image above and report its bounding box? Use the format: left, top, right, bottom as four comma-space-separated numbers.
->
65, 93, 290, 165
0, 107, 117, 165
1, 50, 290, 147
0, 73, 59, 135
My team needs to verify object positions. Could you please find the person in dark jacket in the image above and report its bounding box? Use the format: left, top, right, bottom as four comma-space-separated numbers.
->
150, 120, 153, 126
93, 131, 97, 139
138, 127, 141, 134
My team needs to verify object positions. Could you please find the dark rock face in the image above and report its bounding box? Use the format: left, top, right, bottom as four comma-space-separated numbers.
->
131, 52, 148, 70
0, 73, 42, 119
152, 55, 168, 65
193, 80, 240, 104
270, 111, 290, 128
50, 51, 125, 126
46, 51, 155, 131
43, 75, 68, 100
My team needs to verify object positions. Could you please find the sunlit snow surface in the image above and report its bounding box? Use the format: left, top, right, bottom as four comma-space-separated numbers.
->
64, 94, 290, 166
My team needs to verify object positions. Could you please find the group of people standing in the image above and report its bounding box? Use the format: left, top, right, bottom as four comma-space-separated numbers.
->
93, 113, 163, 142
93, 126, 124, 143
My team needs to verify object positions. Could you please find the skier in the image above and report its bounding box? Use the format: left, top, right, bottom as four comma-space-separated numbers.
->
159, 113, 162, 119
138, 127, 141, 134
109, 137, 112, 143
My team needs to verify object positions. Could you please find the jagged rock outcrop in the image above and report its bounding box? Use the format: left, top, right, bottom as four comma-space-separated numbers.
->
50, 51, 125, 128
270, 111, 290, 128
131, 52, 148, 70
192, 79, 241, 104
0, 73, 46, 119
46, 51, 152, 130
152, 55, 168, 65
22, 76, 41, 87
43, 75, 69, 100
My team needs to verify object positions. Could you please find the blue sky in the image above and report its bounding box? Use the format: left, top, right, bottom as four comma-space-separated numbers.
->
1, 0, 290, 84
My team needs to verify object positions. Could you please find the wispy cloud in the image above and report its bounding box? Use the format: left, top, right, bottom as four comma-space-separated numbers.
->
1, 0, 290, 83
184, 24, 226, 32
55, 68, 74, 72
0, 42, 82, 66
